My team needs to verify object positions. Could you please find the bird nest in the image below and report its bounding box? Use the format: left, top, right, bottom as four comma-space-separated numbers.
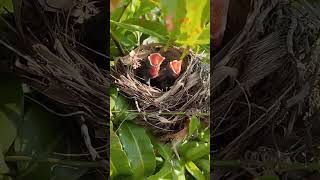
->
212, 0, 320, 179
112, 43, 210, 136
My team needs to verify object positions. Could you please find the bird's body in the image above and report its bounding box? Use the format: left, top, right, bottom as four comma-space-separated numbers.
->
140, 53, 165, 85
154, 60, 182, 90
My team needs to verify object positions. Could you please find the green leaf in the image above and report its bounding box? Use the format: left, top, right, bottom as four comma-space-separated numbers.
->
160, 0, 186, 37
123, 18, 168, 37
0, 74, 22, 154
185, 161, 206, 180
172, 160, 186, 180
179, 141, 209, 161
0, 0, 13, 13
110, 122, 133, 178
188, 116, 200, 137
110, 86, 118, 111
257, 175, 280, 180
111, 20, 167, 41
150, 137, 173, 161
147, 161, 172, 180
199, 128, 210, 143
194, 159, 210, 174
0, 148, 9, 177
257, 171, 280, 180
119, 0, 142, 22
118, 122, 156, 179
174, 0, 209, 47
0, 111, 17, 154
13, 101, 66, 180
50, 166, 88, 180
110, 86, 137, 124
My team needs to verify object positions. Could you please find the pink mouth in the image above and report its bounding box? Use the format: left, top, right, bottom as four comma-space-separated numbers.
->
169, 60, 182, 77
148, 53, 166, 66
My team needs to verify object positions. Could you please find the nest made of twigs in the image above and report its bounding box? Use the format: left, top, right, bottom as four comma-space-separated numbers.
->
212, 0, 320, 179
112, 43, 210, 135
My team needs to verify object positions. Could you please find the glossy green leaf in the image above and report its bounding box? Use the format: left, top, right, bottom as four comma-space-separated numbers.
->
111, 20, 167, 41
199, 127, 210, 143
119, 0, 142, 22
185, 161, 205, 180
147, 161, 172, 180
188, 116, 200, 137
151, 138, 173, 161
110, 86, 137, 124
194, 159, 210, 174
110, 121, 132, 179
123, 18, 168, 37
110, 86, 118, 111
179, 141, 209, 161
172, 160, 186, 180
118, 122, 156, 179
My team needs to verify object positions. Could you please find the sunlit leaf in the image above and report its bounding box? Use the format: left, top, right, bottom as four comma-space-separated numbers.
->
188, 116, 200, 137
120, 0, 141, 22
118, 122, 156, 179
111, 20, 167, 41
160, 0, 186, 37
147, 161, 172, 180
185, 161, 205, 180
110, 121, 132, 179
123, 18, 168, 37
176, 0, 208, 47
194, 159, 210, 174
172, 160, 186, 180
179, 141, 209, 161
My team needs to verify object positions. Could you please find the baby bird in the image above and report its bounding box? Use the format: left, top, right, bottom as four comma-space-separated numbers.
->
143, 53, 166, 85
155, 59, 182, 90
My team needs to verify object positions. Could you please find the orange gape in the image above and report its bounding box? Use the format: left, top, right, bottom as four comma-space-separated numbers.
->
211, 0, 230, 49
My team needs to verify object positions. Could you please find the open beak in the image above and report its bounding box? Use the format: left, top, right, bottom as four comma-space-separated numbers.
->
148, 53, 165, 67
169, 60, 182, 77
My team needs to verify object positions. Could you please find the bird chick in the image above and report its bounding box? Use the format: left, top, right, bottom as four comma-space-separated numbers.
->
155, 60, 182, 90
143, 53, 166, 85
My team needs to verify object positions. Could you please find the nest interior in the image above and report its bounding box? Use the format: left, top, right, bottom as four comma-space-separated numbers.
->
212, 0, 320, 179
113, 43, 210, 136
0, 0, 109, 178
